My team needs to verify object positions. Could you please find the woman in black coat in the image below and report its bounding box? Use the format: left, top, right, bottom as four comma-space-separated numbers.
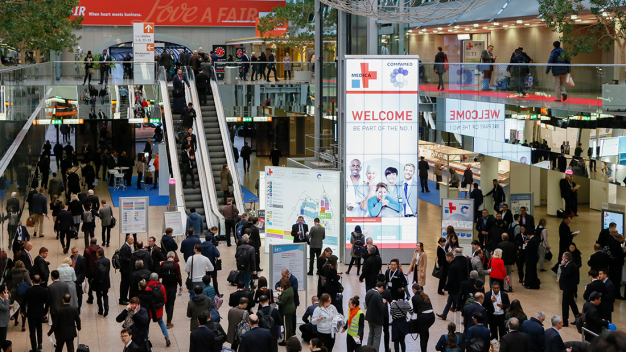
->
321, 255, 343, 314
434, 47, 448, 91
317, 247, 332, 297
436, 237, 448, 295
68, 194, 84, 229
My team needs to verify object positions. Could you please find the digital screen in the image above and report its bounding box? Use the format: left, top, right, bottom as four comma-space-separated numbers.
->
344, 56, 419, 253
600, 137, 619, 157
603, 210, 624, 235
442, 99, 506, 142
474, 137, 532, 165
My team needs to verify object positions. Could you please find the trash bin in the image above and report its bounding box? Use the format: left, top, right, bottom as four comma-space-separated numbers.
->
224, 66, 238, 84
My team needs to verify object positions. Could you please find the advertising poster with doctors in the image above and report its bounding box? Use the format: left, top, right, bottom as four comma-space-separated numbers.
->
344, 56, 419, 252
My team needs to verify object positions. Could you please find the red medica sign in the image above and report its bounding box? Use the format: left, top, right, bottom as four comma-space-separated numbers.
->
72, 0, 286, 27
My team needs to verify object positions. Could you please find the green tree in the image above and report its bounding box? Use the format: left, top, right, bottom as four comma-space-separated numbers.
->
538, 0, 626, 64
257, 0, 336, 61
0, 0, 83, 65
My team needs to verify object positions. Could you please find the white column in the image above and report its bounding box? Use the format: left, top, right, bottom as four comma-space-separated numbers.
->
480, 155, 499, 213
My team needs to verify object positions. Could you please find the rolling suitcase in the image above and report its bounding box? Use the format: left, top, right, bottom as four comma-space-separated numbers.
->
77, 332, 89, 352
172, 97, 186, 114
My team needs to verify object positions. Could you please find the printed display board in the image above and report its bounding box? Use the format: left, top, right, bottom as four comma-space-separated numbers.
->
119, 197, 149, 233
441, 198, 474, 242
263, 167, 340, 254
163, 211, 184, 237
510, 193, 534, 218
269, 243, 306, 295
344, 55, 419, 262
443, 99, 505, 142
72, 0, 286, 27
463, 40, 485, 63
602, 202, 626, 234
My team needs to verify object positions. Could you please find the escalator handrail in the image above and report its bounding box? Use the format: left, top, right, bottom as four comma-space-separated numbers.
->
182, 67, 218, 229
207, 65, 248, 214
157, 68, 186, 220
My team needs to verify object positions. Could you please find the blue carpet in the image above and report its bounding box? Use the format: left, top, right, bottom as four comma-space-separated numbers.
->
108, 176, 170, 207
418, 180, 472, 206
241, 186, 258, 203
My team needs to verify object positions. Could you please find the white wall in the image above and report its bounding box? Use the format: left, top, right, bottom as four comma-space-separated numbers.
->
480, 155, 500, 213
547, 170, 564, 216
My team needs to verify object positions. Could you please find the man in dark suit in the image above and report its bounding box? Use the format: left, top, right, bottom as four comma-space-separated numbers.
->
581, 292, 609, 342
598, 269, 615, 321
23, 275, 49, 352
483, 283, 510, 341
596, 224, 615, 248
359, 246, 382, 291
239, 50, 250, 81
69, 247, 87, 312
83, 190, 99, 212
365, 283, 386, 350
120, 327, 141, 352
229, 282, 254, 312
33, 247, 51, 287
129, 260, 151, 299
500, 203, 513, 228
47, 294, 81, 352
257, 295, 282, 349
239, 314, 272, 352
558, 252, 579, 326
291, 216, 309, 243
47, 270, 70, 326
417, 156, 430, 193
544, 315, 571, 352
119, 235, 134, 305
190, 314, 215, 352
463, 293, 487, 331
437, 252, 462, 320
559, 175, 572, 216
606, 228, 625, 299
520, 311, 546, 352
486, 220, 506, 254
470, 183, 484, 218
98, 49, 112, 85
19, 241, 35, 277
465, 312, 491, 352
116, 297, 150, 352
518, 206, 535, 233
552, 216, 576, 273
524, 231, 541, 289
299, 296, 319, 342
583, 270, 607, 302
55, 204, 74, 254
587, 244, 610, 272
92, 248, 111, 316
458, 272, 484, 308
485, 179, 505, 213
500, 317, 528, 352
180, 146, 196, 189
476, 209, 495, 246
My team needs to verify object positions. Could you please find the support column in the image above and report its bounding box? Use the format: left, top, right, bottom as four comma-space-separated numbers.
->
366, 16, 378, 55
338, 8, 347, 261
480, 155, 499, 214
314, 0, 323, 158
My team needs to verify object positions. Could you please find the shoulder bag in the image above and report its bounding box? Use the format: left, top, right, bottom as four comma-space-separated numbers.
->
186, 256, 194, 290
432, 263, 442, 278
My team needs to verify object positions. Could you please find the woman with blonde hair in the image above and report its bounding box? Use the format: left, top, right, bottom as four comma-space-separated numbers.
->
489, 248, 507, 288
68, 193, 83, 230
407, 242, 427, 287
57, 256, 78, 307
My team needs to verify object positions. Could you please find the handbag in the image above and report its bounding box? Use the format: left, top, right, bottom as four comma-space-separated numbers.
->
566, 73, 575, 87
444, 55, 449, 71
26, 215, 35, 227
544, 249, 553, 261
432, 264, 442, 279
88, 68, 95, 75
215, 258, 222, 271
186, 256, 194, 291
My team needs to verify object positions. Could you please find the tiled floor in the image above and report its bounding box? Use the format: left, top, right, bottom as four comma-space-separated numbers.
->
5, 146, 624, 352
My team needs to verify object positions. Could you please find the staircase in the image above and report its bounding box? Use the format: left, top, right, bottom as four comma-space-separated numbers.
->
200, 89, 228, 210
169, 86, 208, 233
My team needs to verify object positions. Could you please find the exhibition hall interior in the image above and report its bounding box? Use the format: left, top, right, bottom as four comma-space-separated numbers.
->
1, 0, 626, 351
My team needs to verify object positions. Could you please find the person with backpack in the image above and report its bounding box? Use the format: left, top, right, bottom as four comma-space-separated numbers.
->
257, 294, 281, 351
187, 285, 214, 332
6, 260, 31, 331
92, 248, 111, 317
146, 273, 170, 346
235, 235, 256, 289
545, 40, 571, 102
465, 312, 490, 352
159, 251, 183, 329
206, 311, 227, 352
227, 297, 249, 351
434, 46, 447, 91
390, 295, 412, 352
507, 48, 530, 97
346, 226, 365, 275
81, 202, 100, 248
220, 198, 239, 247
201, 234, 221, 297
435, 322, 464, 352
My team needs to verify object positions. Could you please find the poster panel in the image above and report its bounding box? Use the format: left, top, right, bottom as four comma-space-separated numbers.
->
510, 193, 534, 217
263, 167, 340, 254
120, 197, 149, 233
344, 55, 419, 263
441, 198, 474, 242
163, 211, 184, 237
269, 243, 306, 295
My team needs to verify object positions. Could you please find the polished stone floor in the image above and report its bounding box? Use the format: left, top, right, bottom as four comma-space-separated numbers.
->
4, 143, 623, 352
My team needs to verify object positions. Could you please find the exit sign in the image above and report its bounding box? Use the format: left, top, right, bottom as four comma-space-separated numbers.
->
242, 117, 253, 122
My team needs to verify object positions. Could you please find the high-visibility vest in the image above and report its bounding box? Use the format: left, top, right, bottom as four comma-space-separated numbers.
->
346, 309, 364, 337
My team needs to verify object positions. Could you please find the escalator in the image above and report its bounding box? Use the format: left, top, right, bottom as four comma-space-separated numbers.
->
168, 86, 208, 233
199, 89, 228, 209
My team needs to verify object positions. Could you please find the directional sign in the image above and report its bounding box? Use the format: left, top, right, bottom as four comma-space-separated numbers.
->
134, 43, 154, 63
133, 23, 155, 44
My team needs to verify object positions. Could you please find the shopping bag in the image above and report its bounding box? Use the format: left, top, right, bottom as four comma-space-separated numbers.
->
566, 74, 575, 86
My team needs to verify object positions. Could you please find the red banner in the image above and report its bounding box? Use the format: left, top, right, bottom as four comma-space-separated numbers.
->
72, 0, 285, 27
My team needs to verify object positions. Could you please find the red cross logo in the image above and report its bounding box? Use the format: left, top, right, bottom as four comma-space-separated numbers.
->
268, 169, 273, 175
468, 43, 474, 50
360, 63, 377, 88
448, 202, 457, 213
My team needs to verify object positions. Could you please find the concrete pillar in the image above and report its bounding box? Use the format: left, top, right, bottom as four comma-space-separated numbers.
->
366, 16, 378, 55
546, 170, 564, 216
509, 162, 531, 194
480, 155, 499, 213
524, 120, 534, 144
531, 166, 541, 207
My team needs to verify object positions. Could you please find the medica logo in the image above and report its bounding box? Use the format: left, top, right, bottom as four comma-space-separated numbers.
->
351, 63, 378, 89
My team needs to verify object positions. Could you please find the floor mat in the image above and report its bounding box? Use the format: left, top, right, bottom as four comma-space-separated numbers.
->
108, 176, 169, 207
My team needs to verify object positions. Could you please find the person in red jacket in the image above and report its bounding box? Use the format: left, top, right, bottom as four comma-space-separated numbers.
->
83, 237, 101, 304
489, 248, 507, 289
146, 273, 170, 346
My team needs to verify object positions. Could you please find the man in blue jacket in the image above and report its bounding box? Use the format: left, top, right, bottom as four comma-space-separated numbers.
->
521, 311, 546, 352
465, 312, 491, 352
299, 296, 319, 341
181, 228, 202, 262
545, 41, 571, 102
186, 208, 203, 237
201, 234, 221, 296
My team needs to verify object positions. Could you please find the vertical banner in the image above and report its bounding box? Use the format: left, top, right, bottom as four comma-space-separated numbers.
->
269, 243, 307, 306
132, 22, 155, 84
510, 193, 534, 217
163, 211, 184, 236
441, 198, 475, 247
344, 55, 419, 263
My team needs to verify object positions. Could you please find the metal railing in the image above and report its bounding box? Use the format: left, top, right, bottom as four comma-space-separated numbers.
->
581, 327, 599, 342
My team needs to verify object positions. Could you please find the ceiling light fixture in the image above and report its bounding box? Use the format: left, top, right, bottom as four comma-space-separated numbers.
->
493, 22, 500, 25
437, 27, 443, 30
571, 15, 577, 19
503, 25, 509, 27
473, 23, 479, 27
517, 20, 523, 23
524, 23, 530, 25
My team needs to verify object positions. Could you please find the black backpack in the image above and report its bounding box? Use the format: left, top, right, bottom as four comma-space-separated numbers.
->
257, 307, 277, 336
149, 283, 165, 309
161, 262, 177, 285
112, 250, 121, 270
93, 260, 108, 283
467, 334, 485, 352
236, 248, 250, 271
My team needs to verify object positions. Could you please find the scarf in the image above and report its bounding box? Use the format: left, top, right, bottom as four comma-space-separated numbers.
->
347, 306, 359, 327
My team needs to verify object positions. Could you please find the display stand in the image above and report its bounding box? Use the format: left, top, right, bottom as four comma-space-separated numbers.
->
163, 211, 184, 237
269, 243, 307, 323
119, 196, 149, 244
439, 183, 459, 205
441, 198, 475, 249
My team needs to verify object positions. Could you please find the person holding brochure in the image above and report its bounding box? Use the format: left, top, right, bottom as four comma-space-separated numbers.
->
367, 183, 402, 217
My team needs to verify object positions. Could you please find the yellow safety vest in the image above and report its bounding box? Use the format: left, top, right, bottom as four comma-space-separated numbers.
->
347, 309, 364, 337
